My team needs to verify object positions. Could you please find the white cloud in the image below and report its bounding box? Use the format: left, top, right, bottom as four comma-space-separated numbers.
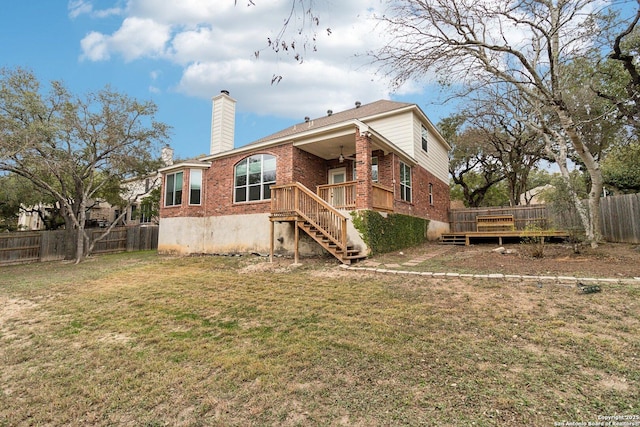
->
110, 17, 171, 61
77, 0, 420, 118
80, 31, 110, 61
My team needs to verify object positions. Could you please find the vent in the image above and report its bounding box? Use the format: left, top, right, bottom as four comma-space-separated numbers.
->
355, 101, 361, 108
304, 116, 310, 122
327, 109, 333, 116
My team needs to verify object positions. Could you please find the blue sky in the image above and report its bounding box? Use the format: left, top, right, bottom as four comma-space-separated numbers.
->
0, 1, 454, 161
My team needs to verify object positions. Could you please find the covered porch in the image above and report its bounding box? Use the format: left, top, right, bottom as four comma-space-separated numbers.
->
286, 120, 413, 213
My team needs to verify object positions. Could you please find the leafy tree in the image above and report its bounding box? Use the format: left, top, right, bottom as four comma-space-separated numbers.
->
0, 174, 20, 231
0, 67, 170, 262
594, 2, 640, 130
601, 142, 640, 193
462, 86, 548, 206
442, 115, 506, 207
136, 187, 161, 225
374, 0, 636, 246
450, 173, 510, 207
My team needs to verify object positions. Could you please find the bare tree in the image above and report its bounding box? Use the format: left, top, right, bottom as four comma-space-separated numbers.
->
239, 0, 330, 83
375, 0, 628, 246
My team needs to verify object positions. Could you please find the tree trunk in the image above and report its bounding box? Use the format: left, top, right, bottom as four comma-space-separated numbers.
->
555, 108, 603, 247
74, 200, 87, 264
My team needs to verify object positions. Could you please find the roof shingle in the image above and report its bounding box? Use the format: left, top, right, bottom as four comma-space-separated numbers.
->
249, 99, 413, 145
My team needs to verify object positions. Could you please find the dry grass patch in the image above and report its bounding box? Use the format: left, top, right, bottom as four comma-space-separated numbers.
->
0, 251, 638, 426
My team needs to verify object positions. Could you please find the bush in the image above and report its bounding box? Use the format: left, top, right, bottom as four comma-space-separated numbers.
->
520, 224, 546, 258
351, 211, 428, 255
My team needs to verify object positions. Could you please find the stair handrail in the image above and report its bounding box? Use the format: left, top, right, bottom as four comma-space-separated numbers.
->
272, 182, 348, 250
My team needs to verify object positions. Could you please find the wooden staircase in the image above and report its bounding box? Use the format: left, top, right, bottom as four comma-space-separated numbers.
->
298, 220, 366, 264
270, 182, 366, 265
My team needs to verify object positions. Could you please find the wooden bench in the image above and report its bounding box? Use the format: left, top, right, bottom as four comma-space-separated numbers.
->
476, 215, 515, 232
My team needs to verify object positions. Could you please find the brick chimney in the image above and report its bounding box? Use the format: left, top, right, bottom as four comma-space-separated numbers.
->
210, 90, 236, 155
161, 144, 174, 166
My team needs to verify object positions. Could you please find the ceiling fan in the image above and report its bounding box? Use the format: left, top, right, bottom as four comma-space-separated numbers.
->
338, 145, 356, 163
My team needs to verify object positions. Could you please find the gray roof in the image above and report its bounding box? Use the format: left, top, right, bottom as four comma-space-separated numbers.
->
249, 99, 414, 145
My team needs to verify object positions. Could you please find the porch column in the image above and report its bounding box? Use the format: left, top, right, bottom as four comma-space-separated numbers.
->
355, 129, 373, 210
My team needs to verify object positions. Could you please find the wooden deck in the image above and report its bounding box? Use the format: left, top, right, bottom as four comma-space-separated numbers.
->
440, 230, 570, 246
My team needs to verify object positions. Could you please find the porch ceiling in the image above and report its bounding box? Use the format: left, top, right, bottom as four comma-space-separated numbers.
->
293, 132, 397, 162
293, 133, 357, 160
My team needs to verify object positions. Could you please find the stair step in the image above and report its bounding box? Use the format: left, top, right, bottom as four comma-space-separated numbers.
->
440, 234, 467, 245
297, 220, 367, 265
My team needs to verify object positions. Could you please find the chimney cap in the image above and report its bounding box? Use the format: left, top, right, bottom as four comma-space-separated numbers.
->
355, 101, 361, 108
220, 89, 230, 95
327, 109, 333, 116
304, 116, 310, 122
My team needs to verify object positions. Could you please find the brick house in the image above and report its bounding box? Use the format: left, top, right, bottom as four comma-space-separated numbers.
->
158, 91, 451, 263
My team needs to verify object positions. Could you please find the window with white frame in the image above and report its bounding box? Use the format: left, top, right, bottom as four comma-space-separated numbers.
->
400, 162, 412, 202
429, 183, 434, 205
165, 171, 183, 206
421, 125, 428, 153
189, 169, 202, 205
234, 154, 276, 202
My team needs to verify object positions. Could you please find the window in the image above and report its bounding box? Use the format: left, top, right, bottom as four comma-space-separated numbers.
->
139, 204, 152, 223
234, 154, 276, 203
352, 156, 378, 182
429, 183, 434, 205
371, 157, 379, 182
400, 162, 412, 202
165, 171, 183, 206
189, 169, 202, 205
130, 205, 136, 223
421, 125, 428, 153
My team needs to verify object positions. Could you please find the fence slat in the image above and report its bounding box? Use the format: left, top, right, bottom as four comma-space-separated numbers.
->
450, 194, 640, 244
0, 225, 159, 266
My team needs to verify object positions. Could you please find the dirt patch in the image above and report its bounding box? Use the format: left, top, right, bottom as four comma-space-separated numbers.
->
0, 297, 37, 323
366, 242, 640, 278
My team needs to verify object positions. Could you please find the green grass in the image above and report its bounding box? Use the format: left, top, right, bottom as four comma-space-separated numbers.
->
1, 252, 638, 426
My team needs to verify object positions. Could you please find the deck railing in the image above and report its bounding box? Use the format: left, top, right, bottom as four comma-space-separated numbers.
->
317, 181, 356, 209
372, 183, 394, 212
317, 181, 394, 212
271, 183, 348, 249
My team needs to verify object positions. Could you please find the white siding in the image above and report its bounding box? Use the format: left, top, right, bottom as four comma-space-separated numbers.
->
411, 115, 449, 183
366, 112, 415, 157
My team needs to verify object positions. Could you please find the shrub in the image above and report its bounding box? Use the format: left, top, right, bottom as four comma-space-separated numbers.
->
351, 211, 428, 255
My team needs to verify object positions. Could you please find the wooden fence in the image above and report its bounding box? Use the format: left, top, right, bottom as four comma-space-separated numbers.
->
449, 193, 640, 244
0, 225, 159, 266
449, 205, 551, 233
599, 193, 640, 244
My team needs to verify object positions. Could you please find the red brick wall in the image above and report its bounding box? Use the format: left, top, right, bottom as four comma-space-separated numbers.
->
160, 140, 449, 223
160, 169, 207, 218
373, 150, 391, 186
291, 147, 326, 190
160, 143, 332, 219
355, 131, 373, 209
392, 157, 449, 223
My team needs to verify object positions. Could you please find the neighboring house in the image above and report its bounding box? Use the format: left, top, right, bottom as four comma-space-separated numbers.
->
17, 203, 54, 230
158, 91, 451, 263
520, 184, 554, 205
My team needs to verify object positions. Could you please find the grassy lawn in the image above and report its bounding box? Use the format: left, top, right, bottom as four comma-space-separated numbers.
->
1, 251, 639, 426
